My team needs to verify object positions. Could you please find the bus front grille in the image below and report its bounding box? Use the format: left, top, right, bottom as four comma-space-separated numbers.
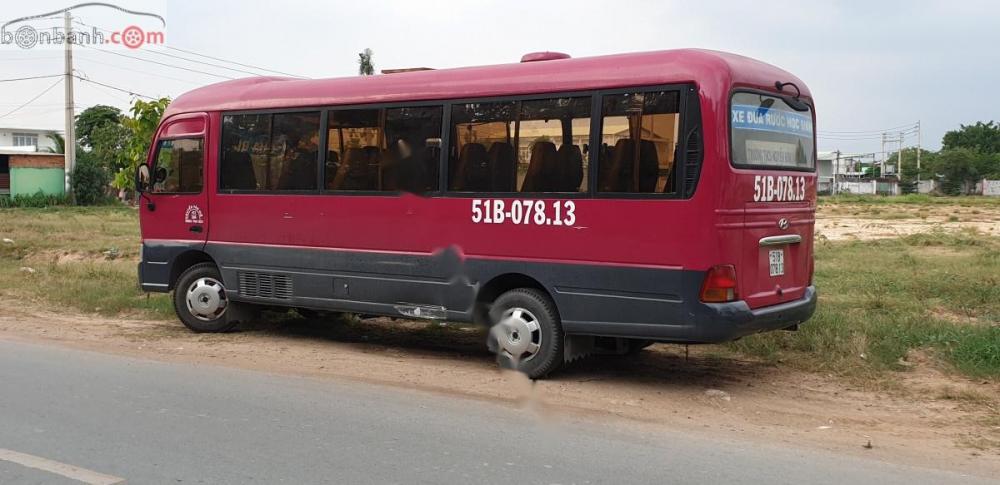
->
238, 271, 293, 300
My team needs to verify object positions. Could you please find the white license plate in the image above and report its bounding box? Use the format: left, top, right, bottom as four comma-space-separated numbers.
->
769, 249, 785, 277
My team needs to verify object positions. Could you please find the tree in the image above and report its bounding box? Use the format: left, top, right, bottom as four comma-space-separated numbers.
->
70, 151, 111, 205
942, 121, 1000, 154
112, 97, 171, 191
925, 148, 989, 195
358, 48, 375, 76
42, 133, 64, 154
91, 123, 130, 175
75, 105, 123, 149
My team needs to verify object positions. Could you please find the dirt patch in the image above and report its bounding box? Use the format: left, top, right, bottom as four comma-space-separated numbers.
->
815, 203, 1000, 241
0, 299, 997, 477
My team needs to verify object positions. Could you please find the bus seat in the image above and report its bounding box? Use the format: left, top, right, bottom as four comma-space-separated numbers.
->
601, 139, 659, 192
221, 150, 257, 190
455, 143, 488, 191
488, 142, 516, 192
557, 144, 584, 192
423, 146, 440, 191
521, 141, 558, 192
331, 147, 370, 190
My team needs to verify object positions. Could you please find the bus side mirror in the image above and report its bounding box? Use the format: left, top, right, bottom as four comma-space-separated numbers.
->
135, 163, 151, 193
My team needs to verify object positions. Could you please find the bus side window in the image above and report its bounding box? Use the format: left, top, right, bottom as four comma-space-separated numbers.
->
220, 112, 320, 192
598, 91, 681, 194
449, 102, 517, 192
153, 138, 203, 194
448, 97, 590, 194
384, 106, 443, 194
326, 109, 383, 191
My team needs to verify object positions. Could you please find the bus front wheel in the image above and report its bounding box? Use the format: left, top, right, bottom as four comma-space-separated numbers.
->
488, 288, 564, 379
173, 262, 238, 333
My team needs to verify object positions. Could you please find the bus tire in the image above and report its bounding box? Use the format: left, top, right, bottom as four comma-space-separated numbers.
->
488, 288, 563, 379
173, 262, 237, 333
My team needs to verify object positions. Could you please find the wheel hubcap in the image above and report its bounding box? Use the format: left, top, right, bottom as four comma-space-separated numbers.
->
494, 307, 542, 363
185, 277, 228, 321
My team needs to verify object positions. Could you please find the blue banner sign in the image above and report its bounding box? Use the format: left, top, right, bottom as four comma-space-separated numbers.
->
731, 104, 813, 137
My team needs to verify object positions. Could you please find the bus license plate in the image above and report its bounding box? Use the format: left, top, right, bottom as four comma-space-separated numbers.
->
769, 250, 784, 277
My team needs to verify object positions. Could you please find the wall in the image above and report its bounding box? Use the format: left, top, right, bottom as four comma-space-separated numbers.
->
8, 154, 65, 196
983, 179, 1000, 197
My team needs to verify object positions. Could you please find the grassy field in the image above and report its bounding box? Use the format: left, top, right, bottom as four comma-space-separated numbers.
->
1, 201, 998, 381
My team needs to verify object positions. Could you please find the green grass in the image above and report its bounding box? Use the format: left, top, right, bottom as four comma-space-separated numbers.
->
1, 205, 998, 380
0, 205, 173, 317
729, 229, 1000, 380
820, 194, 1000, 207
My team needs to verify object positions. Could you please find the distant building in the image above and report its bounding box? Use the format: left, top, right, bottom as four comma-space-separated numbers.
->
817, 151, 875, 194
0, 127, 62, 153
0, 128, 65, 197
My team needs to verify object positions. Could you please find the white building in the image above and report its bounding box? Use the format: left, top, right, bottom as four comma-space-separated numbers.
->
0, 127, 62, 153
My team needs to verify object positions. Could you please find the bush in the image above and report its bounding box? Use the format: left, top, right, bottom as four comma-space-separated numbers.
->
0, 191, 71, 208
70, 155, 112, 205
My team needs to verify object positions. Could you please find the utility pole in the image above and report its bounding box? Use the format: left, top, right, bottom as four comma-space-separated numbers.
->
834, 149, 841, 195
63, 11, 76, 200
916, 120, 922, 184
897, 131, 904, 181
880, 132, 886, 179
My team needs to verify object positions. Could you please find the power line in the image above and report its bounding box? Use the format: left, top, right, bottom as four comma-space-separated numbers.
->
76, 55, 206, 86
75, 42, 236, 80
818, 122, 919, 135
73, 18, 308, 79
162, 44, 308, 79
0, 78, 63, 120
0, 74, 62, 83
72, 74, 156, 99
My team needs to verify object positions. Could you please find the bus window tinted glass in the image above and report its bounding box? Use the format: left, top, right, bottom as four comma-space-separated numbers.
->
730, 92, 814, 169
599, 91, 680, 193
220, 112, 320, 191
384, 106, 443, 193
326, 109, 383, 191
153, 138, 203, 193
450, 102, 516, 192
449, 97, 590, 193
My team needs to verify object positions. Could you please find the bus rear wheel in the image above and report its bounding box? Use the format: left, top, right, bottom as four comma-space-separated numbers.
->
173, 262, 237, 333
488, 288, 563, 379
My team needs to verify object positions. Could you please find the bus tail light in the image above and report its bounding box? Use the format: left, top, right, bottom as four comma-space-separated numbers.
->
700, 265, 738, 303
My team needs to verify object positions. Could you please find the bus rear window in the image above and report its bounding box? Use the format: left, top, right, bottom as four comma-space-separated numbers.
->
730, 92, 814, 170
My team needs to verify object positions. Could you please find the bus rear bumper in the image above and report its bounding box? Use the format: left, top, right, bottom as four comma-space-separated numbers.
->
696, 285, 817, 342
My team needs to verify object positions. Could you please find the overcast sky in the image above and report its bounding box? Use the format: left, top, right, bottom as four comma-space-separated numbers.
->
2, 0, 998, 156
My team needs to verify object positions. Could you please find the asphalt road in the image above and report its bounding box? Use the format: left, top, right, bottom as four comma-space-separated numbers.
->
0, 340, 994, 485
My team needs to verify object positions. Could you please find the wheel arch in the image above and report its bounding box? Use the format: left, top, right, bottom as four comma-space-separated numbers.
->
169, 250, 217, 290
473, 273, 557, 326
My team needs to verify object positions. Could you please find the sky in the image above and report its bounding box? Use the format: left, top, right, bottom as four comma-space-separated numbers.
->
2, 0, 998, 157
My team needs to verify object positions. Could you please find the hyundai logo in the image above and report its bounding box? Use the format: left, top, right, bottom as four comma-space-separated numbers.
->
777, 218, 790, 230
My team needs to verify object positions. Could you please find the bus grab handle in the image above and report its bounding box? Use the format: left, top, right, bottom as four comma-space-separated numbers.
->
759, 234, 801, 247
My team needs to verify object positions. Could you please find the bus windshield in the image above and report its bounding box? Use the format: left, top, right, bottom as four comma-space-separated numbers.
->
730, 92, 814, 170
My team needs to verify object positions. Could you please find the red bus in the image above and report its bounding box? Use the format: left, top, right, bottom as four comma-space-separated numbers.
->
136, 49, 817, 378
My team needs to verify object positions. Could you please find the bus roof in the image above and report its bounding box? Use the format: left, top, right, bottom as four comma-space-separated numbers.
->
163, 49, 810, 118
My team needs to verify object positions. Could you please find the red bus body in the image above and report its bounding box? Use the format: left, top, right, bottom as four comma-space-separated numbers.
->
139, 49, 816, 345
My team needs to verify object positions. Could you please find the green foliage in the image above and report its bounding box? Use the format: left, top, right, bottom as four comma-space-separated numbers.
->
0, 192, 71, 208
70, 152, 112, 205
91, 122, 130, 175
728, 229, 1000, 380
925, 148, 998, 194
358, 48, 375, 76
942, 121, 1000, 154
75, 105, 123, 149
113, 97, 171, 190
41, 132, 65, 154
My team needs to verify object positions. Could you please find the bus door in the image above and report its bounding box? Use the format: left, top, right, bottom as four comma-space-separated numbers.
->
730, 92, 815, 309
140, 113, 210, 244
